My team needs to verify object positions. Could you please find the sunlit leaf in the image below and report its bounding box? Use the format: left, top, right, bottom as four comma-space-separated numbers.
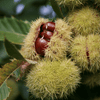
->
0, 82, 11, 100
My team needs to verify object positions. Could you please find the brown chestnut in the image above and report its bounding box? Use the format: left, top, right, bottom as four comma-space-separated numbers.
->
40, 30, 53, 40
35, 38, 48, 56
42, 22, 55, 32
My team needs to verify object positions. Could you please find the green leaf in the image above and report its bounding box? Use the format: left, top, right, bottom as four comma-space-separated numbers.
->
0, 41, 8, 60
50, 0, 63, 19
13, 68, 21, 80
13, 59, 37, 81
4, 38, 25, 60
0, 60, 23, 86
0, 82, 11, 100
0, 60, 31, 100
0, 17, 30, 44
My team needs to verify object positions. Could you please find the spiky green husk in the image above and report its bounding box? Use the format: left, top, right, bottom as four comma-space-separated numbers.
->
83, 72, 100, 88
45, 19, 72, 60
93, 97, 100, 100
56, 0, 87, 10
26, 59, 80, 99
95, 0, 100, 6
70, 34, 100, 73
20, 18, 72, 61
68, 7, 100, 36
20, 18, 49, 60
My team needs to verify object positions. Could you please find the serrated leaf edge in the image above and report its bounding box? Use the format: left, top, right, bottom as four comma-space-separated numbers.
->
0, 81, 11, 100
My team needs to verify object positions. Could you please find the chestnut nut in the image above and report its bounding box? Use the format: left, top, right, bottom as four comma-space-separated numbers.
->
35, 22, 55, 56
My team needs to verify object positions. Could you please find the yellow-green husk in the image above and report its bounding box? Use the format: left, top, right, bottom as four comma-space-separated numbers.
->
26, 59, 80, 99
56, 0, 87, 10
70, 34, 100, 73
68, 7, 100, 36
83, 72, 100, 88
45, 19, 72, 60
20, 18, 72, 61
20, 18, 49, 60
95, 0, 100, 6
